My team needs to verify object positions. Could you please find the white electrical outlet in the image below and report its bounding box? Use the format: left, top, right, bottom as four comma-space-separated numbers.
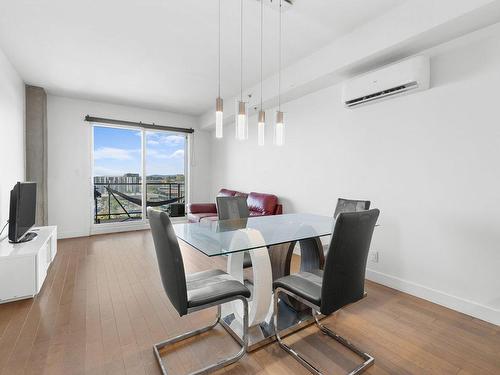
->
369, 251, 379, 263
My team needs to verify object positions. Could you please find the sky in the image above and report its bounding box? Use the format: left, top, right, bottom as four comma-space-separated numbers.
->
93, 126, 186, 177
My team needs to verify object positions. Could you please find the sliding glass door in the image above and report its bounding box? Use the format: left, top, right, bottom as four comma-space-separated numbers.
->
92, 125, 187, 225
145, 131, 186, 218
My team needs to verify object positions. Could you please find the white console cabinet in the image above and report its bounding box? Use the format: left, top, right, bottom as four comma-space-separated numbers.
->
0, 226, 57, 303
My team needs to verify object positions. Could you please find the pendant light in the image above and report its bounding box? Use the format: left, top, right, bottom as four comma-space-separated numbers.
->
235, 0, 248, 140
215, 0, 223, 138
257, 0, 265, 146
275, 0, 285, 146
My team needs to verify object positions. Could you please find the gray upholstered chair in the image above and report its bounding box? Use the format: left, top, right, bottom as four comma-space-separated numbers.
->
273, 209, 380, 375
216, 196, 252, 269
322, 198, 372, 255
334, 198, 371, 218
216, 195, 249, 220
148, 207, 250, 375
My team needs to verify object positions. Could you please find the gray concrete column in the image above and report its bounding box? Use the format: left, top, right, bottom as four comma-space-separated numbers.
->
25, 85, 48, 226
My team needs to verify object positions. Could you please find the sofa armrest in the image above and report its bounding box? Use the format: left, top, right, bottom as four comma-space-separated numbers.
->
188, 203, 217, 214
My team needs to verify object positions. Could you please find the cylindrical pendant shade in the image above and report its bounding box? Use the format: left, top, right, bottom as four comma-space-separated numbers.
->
275, 111, 284, 146
258, 110, 266, 124
258, 110, 265, 146
235, 101, 248, 140
215, 97, 223, 138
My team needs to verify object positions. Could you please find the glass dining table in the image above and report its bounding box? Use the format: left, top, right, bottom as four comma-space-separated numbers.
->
174, 213, 334, 351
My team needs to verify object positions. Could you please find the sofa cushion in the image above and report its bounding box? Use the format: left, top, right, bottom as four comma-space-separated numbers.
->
247, 192, 278, 215
218, 188, 247, 198
188, 203, 217, 214
189, 189, 281, 223
218, 188, 237, 197
200, 215, 219, 222
187, 212, 218, 223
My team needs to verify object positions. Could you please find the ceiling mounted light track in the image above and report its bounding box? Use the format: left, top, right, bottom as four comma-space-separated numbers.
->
263, 0, 293, 11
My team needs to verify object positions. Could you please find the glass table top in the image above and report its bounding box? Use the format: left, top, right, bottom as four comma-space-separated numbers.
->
173, 213, 334, 257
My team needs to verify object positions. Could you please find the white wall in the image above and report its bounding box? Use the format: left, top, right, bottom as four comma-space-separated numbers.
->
0, 48, 25, 232
210, 30, 500, 324
47, 96, 211, 238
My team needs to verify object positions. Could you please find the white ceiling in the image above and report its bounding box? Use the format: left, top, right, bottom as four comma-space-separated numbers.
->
0, 0, 403, 115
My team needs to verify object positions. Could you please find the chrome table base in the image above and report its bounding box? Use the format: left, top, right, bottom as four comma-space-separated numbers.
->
220, 288, 321, 352
221, 238, 327, 352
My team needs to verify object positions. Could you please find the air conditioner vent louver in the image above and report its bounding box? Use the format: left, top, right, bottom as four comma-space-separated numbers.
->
345, 82, 418, 107
342, 56, 430, 108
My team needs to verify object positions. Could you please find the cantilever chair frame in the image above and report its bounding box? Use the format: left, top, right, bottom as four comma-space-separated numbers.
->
274, 288, 374, 375
153, 295, 248, 375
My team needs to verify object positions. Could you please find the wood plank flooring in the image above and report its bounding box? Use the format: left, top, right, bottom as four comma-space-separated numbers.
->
0, 230, 498, 375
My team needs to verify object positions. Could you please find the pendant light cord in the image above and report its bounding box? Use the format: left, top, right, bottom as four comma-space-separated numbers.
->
240, 0, 243, 101
218, 0, 221, 98
260, 0, 263, 110
278, 0, 282, 110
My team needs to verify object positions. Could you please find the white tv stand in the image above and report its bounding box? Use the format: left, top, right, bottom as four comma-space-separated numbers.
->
0, 226, 57, 303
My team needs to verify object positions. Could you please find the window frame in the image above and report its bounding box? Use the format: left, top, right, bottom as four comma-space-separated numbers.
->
90, 122, 190, 235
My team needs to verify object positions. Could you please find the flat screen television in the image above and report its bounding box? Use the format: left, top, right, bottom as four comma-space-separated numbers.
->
8, 182, 37, 243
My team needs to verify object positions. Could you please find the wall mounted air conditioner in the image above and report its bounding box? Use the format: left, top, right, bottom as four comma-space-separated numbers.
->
342, 56, 430, 108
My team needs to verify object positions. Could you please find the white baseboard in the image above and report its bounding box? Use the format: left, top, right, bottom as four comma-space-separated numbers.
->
366, 268, 499, 326
58, 229, 90, 239
91, 222, 150, 236
58, 217, 188, 239
58, 223, 148, 239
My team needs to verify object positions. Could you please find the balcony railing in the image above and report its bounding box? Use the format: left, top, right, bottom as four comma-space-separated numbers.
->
93, 181, 185, 224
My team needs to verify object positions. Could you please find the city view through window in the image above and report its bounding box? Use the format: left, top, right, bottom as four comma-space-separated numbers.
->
93, 126, 186, 224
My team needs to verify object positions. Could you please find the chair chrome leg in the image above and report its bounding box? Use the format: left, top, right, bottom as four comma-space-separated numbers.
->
154, 298, 248, 375
274, 289, 323, 375
313, 312, 374, 375
274, 288, 374, 375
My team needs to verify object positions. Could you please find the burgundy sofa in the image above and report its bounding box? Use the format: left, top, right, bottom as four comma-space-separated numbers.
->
188, 188, 283, 223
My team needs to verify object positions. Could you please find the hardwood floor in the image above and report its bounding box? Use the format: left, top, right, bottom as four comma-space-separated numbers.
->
0, 230, 498, 375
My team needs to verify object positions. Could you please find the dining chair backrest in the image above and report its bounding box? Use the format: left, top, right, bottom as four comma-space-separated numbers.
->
333, 198, 371, 219
148, 207, 188, 316
216, 196, 250, 220
321, 209, 379, 315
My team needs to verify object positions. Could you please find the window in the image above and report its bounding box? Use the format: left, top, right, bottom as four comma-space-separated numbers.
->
145, 130, 186, 217
92, 125, 187, 225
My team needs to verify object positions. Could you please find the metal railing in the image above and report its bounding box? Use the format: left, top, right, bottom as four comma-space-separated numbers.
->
93, 181, 185, 224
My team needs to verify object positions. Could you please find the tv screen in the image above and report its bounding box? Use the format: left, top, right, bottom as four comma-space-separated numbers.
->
8, 182, 37, 243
